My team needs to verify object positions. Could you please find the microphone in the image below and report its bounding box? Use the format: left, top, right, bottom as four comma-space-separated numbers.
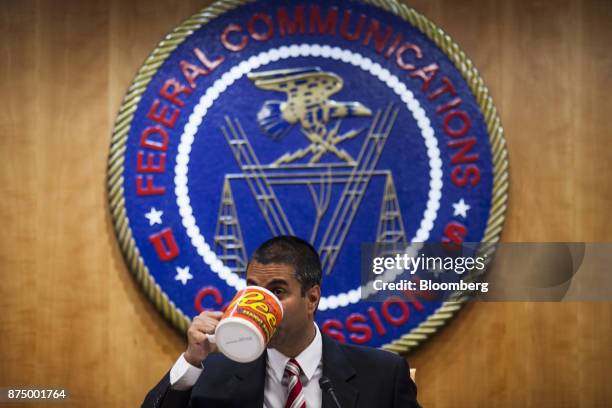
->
319, 376, 342, 408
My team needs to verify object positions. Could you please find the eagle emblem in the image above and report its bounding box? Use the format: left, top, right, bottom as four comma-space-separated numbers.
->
248, 67, 372, 166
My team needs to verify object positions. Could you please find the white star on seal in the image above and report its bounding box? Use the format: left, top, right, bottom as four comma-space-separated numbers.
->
145, 207, 163, 226
175, 266, 193, 285
452, 199, 471, 218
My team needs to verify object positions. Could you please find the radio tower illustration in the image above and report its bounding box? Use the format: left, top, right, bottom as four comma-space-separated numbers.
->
214, 179, 248, 274
376, 174, 407, 255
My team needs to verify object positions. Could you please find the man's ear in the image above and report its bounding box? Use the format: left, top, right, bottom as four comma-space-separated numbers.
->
306, 285, 321, 314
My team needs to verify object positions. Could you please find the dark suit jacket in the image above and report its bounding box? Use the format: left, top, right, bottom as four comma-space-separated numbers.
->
142, 335, 420, 408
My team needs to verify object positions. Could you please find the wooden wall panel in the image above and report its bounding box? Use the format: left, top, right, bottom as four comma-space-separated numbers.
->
1, 1, 610, 407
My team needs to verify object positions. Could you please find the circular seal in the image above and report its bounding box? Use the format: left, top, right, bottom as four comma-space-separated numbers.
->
108, 0, 508, 352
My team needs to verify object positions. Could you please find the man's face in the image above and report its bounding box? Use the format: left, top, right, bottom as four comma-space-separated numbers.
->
246, 261, 319, 349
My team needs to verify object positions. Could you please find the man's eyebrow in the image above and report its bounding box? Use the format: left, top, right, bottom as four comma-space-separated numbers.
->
246, 278, 289, 287
266, 279, 289, 287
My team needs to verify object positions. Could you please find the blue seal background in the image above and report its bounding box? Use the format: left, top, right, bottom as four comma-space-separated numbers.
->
122, 0, 494, 347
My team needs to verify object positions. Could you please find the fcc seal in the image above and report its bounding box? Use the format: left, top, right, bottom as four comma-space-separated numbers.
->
108, 0, 508, 352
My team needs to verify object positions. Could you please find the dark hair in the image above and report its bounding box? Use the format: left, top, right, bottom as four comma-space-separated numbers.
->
250, 236, 322, 295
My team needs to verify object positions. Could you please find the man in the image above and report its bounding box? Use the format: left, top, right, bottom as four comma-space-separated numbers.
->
142, 236, 420, 408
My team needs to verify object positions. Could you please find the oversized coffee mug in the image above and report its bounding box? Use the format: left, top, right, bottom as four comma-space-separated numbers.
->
208, 286, 283, 363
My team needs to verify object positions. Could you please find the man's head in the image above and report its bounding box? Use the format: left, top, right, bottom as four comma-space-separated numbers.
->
245, 236, 322, 354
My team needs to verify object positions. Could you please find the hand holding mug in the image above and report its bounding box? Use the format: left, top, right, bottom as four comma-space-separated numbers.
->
184, 310, 224, 367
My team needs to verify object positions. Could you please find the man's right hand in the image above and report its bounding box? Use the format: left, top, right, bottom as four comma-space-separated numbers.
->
184, 310, 224, 367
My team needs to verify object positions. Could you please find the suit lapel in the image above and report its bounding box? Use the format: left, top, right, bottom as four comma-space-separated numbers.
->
205, 353, 267, 408
321, 335, 358, 408
222, 353, 267, 408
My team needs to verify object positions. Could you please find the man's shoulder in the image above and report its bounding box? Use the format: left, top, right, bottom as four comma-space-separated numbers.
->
202, 352, 240, 370
333, 338, 405, 369
200, 352, 244, 379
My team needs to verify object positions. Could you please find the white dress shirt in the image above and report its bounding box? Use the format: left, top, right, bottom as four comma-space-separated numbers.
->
169, 324, 323, 408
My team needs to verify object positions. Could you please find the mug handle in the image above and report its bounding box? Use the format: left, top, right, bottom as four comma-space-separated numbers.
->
207, 333, 216, 343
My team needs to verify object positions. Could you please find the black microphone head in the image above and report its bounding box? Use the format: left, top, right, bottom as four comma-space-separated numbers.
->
320, 376, 343, 408
319, 376, 333, 391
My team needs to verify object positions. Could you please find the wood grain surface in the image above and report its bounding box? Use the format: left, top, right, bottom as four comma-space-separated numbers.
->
1, 0, 611, 407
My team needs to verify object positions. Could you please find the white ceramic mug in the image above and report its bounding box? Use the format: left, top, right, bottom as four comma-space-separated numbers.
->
208, 286, 283, 363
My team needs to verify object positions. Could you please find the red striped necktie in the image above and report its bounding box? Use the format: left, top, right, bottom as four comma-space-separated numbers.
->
283, 358, 306, 408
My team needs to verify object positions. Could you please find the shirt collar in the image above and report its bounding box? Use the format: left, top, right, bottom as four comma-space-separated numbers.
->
267, 323, 322, 383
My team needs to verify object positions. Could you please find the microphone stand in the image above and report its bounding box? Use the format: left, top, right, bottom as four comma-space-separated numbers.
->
319, 376, 342, 408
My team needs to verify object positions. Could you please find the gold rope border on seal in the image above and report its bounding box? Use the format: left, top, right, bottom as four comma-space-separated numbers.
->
106, 0, 509, 352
